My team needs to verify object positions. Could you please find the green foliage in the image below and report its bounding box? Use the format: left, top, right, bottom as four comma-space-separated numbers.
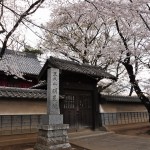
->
23, 45, 43, 55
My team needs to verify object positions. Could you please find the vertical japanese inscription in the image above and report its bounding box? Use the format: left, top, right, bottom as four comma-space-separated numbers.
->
47, 68, 60, 114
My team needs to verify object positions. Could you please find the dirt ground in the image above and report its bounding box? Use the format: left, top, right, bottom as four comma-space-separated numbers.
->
0, 143, 34, 150
0, 144, 83, 150
105, 122, 150, 138
0, 122, 150, 150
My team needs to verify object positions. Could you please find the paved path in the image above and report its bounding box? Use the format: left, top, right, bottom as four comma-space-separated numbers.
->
70, 131, 150, 150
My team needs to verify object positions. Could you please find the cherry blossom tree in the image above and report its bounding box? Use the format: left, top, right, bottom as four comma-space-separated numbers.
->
40, 1, 125, 91
40, 1, 139, 93
84, 0, 150, 119
39, 0, 150, 119
42, 1, 123, 64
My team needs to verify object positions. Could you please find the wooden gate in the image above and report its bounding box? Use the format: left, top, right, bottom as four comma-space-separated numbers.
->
60, 90, 93, 131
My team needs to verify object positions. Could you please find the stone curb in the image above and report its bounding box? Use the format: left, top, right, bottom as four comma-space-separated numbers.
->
69, 132, 113, 140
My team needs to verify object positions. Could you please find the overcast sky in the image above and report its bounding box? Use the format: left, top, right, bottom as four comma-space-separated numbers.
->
23, 7, 51, 47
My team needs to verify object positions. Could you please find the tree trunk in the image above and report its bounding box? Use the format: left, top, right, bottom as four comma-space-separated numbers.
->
129, 86, 133, 96
122, 61, 150, 122
115, 19, 150, 122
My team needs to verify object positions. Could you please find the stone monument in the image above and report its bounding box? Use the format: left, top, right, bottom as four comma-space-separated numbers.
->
34, 68, 71, 150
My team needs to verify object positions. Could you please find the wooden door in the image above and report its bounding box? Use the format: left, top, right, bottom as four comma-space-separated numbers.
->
60, 90, 93, 131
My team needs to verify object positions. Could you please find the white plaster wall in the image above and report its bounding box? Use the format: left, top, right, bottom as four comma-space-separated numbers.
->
0, 99, 47, 115
99, 103, 147, 113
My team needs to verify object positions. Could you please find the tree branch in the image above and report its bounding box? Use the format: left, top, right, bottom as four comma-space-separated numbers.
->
129, 0, 150, 31
0, 0, 45, 58
0, 0, 3, 20
139, 14, 150, 31
115, 20, 128, 50
0, 0, 6, 34
0, 22, 5, 34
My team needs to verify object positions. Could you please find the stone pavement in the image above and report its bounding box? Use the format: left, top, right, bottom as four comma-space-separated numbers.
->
69, 130, 150, 150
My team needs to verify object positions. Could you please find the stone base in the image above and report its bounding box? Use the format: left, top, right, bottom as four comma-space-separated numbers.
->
41, 115, 63, 125
34, 124, 72, 150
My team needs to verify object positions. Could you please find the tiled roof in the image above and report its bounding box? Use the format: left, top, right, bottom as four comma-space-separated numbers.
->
31, 81, 47, 89
0, 49, 42, 76
39, 57, 116, 80
100, 95, 141, 103
0, 86, 46, 99
0, 86, 64, 100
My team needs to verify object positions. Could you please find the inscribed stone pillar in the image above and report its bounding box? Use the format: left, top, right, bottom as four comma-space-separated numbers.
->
47, 68, 60, 114
34, 68, 71, 150
41, 68, 63, 125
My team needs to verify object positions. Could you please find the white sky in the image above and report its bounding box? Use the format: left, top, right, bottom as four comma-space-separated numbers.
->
23, 7, 51, 47
22, 0, 76, 47
22, 0, 81, 47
